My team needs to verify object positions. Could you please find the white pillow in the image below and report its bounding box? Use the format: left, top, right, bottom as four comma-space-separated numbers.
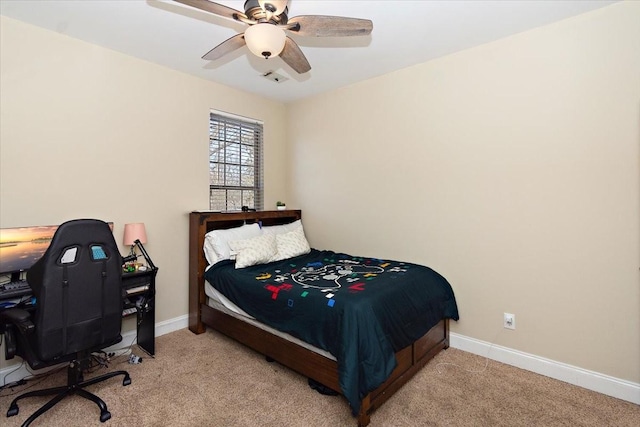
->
273, 225, 311, 261
203, 223, 262, 265
262, 219, 303, 236
229, 233, 278, 269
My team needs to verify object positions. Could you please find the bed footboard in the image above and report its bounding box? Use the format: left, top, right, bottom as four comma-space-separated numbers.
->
359, 318, 448, 425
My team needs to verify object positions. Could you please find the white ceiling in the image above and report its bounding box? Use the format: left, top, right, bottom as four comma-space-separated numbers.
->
0, 0, 618, 103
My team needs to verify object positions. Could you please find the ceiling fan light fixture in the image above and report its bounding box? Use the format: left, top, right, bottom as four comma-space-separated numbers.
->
244, 23, 286, 59
258, 0, 288, 15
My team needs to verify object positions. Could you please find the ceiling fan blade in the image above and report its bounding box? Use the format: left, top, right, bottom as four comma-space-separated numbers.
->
173, 0, 247, 21
287, 15, 373, 37
280, 37, 311, 74
202, 33, 246, 61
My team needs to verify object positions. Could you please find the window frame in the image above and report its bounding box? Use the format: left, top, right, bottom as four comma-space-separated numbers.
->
209, 110, 264, 212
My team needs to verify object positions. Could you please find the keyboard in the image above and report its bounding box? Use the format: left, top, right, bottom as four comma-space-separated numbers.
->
0, 280, 32, 299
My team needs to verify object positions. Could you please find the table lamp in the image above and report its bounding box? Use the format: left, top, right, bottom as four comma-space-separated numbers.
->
123, 223, 155, 270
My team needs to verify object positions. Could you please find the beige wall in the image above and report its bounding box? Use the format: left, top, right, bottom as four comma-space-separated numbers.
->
0, 17, 288, 368
287, 1, 640, 384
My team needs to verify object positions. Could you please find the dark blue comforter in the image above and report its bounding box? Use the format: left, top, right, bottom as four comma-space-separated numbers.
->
204, 249, 459, 415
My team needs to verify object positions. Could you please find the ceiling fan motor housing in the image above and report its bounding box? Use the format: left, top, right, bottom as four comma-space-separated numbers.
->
244, 0, 288, 24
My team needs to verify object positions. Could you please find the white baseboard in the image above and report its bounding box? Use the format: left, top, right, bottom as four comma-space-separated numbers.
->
155, 314, 189, 338
449, 332, 640, 405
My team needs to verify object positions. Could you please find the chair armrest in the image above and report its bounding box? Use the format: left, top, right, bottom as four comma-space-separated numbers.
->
0, 308, 35, 334
0, 308, 34, 360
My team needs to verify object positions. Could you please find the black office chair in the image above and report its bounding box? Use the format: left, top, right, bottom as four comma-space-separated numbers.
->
0, 219, 131, 426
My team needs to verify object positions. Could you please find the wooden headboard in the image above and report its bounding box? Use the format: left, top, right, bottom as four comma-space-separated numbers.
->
188, 210, 302, 333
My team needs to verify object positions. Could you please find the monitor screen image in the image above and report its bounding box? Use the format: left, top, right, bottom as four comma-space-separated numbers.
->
0, 225, 57, 279
0, 222, 116, 281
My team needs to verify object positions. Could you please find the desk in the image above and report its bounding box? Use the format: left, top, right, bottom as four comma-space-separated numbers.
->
0, 267, 157, 356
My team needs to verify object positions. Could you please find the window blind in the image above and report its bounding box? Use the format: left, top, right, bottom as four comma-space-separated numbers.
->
209, 111, 264, 211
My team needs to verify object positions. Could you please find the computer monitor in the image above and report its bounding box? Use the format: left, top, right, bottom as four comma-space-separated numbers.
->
0, 222, 114, 282
0, 225, 57, 282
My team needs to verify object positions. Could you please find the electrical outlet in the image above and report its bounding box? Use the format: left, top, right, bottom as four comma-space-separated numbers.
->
504, 313, 515, 330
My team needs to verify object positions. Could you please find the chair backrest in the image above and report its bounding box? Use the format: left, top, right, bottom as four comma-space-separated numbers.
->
26, 219, 123, 361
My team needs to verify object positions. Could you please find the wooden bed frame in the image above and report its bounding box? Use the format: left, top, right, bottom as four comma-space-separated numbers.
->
188, 210, 450, 427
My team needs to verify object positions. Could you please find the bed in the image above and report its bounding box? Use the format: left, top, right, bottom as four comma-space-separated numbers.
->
188, 210, 459, 426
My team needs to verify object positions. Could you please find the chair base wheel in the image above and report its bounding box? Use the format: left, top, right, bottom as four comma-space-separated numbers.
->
7, 405, 19, 417
100, 411, 111, 423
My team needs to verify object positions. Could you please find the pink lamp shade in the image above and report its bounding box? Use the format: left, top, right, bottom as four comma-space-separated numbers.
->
123, 223, 147, 246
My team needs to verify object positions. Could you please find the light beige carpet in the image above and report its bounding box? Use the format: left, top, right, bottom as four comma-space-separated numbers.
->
1, 328, 638, 426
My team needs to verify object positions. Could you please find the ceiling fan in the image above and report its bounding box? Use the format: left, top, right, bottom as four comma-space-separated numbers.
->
173, 0, 373, 74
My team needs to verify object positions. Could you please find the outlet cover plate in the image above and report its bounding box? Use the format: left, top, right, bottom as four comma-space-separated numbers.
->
504, 312, 516, 330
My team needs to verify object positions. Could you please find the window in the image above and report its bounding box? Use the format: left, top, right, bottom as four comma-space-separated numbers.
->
209, 111, 263, 211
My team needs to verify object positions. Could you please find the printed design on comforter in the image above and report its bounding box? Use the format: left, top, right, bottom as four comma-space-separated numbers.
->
256, 256, 409, 306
